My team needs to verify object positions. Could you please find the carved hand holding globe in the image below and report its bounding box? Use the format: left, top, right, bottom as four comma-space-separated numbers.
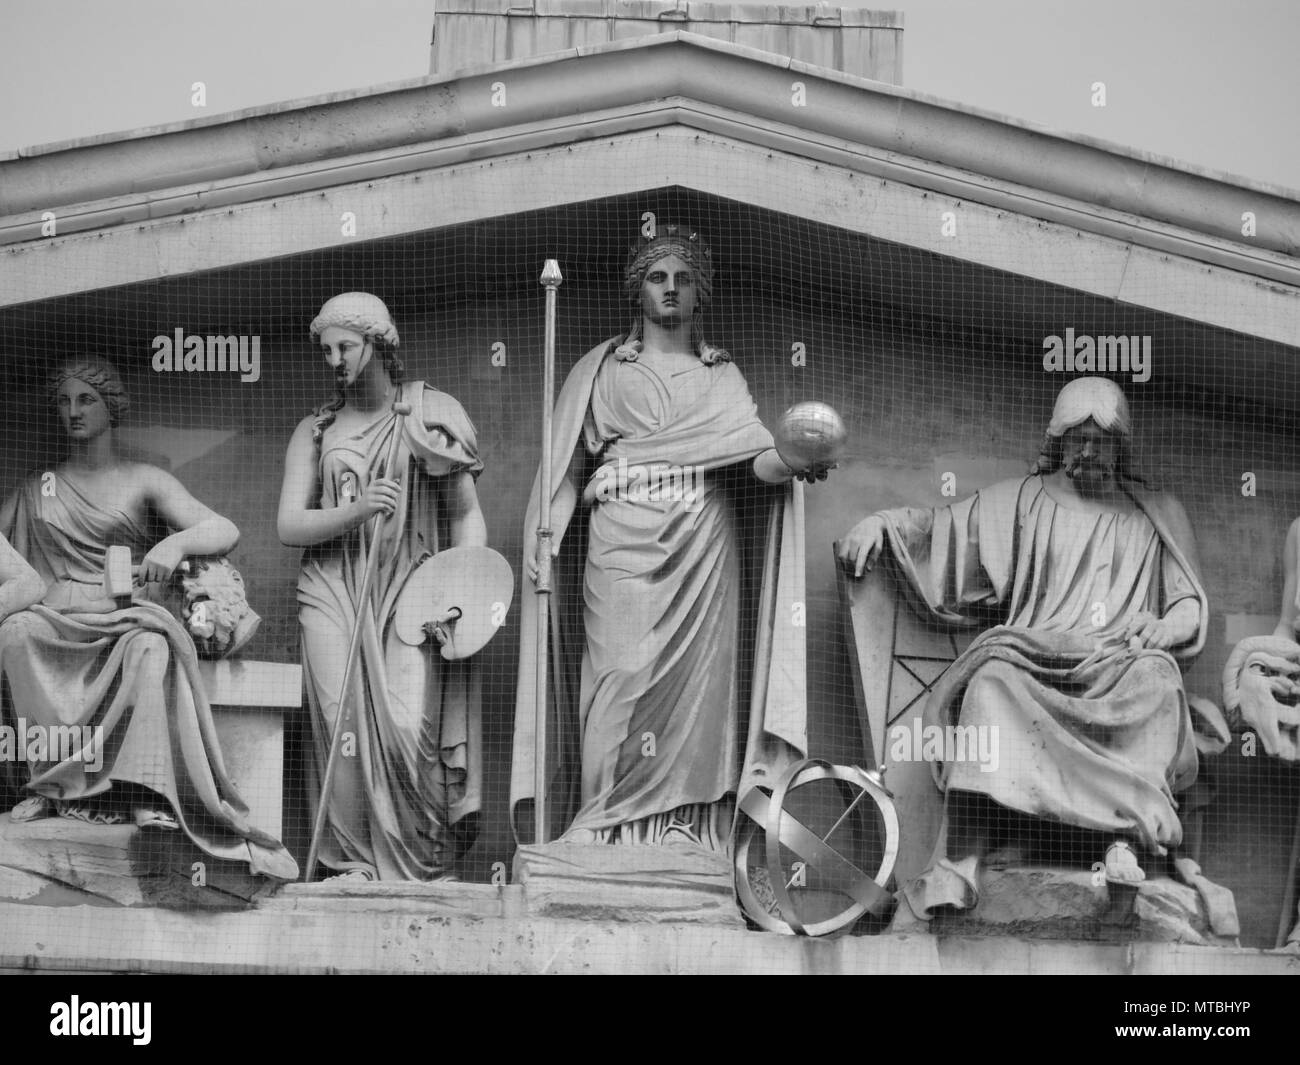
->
1223, 634, 1300, 761
775, 401, 847, 477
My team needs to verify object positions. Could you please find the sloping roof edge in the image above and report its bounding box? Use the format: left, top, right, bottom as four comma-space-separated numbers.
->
1, 32, 1296, 263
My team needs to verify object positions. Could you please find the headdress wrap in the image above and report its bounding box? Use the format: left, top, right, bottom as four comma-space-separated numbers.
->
618, 226, 729, 365
50, 360, 129, 426
310, 292, 400, 348
1046, 377, 1132, 439
623, 226, 715, 307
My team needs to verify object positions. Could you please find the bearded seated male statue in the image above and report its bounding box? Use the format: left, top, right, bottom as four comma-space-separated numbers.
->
838, 379, 1236, 938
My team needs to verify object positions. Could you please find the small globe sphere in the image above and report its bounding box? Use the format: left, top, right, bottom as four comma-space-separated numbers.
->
775, 401, 848, 471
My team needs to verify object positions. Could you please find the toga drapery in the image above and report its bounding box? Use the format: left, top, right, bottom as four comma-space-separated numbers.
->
881, 475, 1225, 913
299, 381, 484, 880
0, 475, 298, 880
510, 338, 807, 847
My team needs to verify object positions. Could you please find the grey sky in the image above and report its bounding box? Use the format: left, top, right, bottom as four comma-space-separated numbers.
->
2, 0, 1296, 190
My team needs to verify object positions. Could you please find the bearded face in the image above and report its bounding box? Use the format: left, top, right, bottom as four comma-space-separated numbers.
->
1059, 419, 1121, 487
1223, 634, 1300, 761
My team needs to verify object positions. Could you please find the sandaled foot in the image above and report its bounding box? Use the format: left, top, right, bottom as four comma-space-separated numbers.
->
1103, 840, 1145, 885
561, 827, 598, 844
10, 796, 53, 822
132, 806, 179, 830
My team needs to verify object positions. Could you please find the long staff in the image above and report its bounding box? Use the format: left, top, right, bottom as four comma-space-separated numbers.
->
534, 259, 563, 845
304, 398, 413, 881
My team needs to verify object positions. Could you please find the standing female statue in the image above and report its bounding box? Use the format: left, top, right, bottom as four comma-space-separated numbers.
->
0, 359, 296, 880
512, 227, 827, 849
278, 292, 487, 881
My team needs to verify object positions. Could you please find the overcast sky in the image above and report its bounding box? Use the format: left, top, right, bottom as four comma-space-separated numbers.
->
2, 0, 1296, 190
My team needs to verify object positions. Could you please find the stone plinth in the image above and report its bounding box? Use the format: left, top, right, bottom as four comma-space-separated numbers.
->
512, 842, 745, 926
911, 868, 1239, 947
0, 814, 278, 909
3, 893, 1296, 974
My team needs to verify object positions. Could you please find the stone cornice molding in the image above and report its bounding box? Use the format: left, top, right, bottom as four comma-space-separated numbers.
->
0, 33, 1295, 287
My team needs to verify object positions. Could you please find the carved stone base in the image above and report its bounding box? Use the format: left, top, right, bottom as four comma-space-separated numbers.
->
512, 842, 745, 926
0, 813, 279, 909
899, 867, 1239, 946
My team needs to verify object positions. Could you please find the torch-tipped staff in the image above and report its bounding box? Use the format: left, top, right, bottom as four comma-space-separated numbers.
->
535, 259, 563, 846
304, 398, 413, 882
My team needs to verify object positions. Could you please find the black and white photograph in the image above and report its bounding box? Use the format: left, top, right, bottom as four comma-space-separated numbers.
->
0, 0, 1295, 1026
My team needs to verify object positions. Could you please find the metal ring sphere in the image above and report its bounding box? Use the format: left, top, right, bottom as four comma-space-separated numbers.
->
734, 759, 899, 936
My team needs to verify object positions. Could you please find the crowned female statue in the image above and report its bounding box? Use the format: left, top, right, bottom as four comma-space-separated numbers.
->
511, 227, 828, 849
278, 292, 487, 881
0, 360, 296, 880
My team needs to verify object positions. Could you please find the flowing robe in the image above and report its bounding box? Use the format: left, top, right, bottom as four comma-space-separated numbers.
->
0, 475, 297, 880
299, 381, 483, 880
881, 475, 1218, 913
511, 339, 807, 847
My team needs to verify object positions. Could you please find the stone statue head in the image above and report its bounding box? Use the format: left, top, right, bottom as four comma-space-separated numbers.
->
310, 291, 405, 384
1032, 378, 1140, 483
50, 359, 130, 430
618, 226, 729, 365
623, 226, 716, 308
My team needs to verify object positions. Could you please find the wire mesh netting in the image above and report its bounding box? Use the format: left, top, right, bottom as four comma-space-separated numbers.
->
0, 178, 1296, 967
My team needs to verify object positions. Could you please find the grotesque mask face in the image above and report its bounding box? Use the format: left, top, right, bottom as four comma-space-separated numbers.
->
1060, 418, 1121, 487
318, 325, 374, 388
57, 378, 112, 442
1224, 634, 1300, 761
639, 254, 699, 327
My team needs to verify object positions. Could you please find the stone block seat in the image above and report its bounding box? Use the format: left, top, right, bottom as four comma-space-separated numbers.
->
0, 657, 298, 908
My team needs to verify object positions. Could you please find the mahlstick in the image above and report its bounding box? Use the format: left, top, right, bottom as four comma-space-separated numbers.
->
303, 399, 413, 882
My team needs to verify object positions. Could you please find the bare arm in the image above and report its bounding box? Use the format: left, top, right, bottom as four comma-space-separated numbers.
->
438, 471, 487, 549
754, 449, 794, 484
0, 532, 44, 621
1276, 517, 1300, 639
276, 417, 398, 549
139, 466, 240, 582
